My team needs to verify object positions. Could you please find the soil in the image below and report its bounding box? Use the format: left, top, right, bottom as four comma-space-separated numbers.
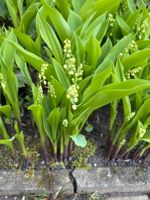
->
0, 104, 150, 171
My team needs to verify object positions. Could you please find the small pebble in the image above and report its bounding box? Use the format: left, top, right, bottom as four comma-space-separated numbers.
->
94, 163, 97, 167
41, 160, 45, 165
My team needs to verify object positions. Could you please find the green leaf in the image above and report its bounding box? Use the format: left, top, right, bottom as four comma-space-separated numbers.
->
8, 40, 49, 72
52, 59, 69, 88
18, 3, 40, 32
47, 108, 60, 143
36, 12, 63, 64
0, 105, 12, 118
116, 14, 131, 35
15, 53, 32, 86
0, 117, 10, 139
95, 34, 132, 74
3, 30, 16, 68
93, 0, 120, 15
75, 79, 150, 120
142, 129, 150, 143
14, 29, 41, 56
28, 104, 45, 143
68, 10, 82, 31
79, 0, 95, 20
5, 0, 19, 27
17, 0, 23, 17
126, 0, 136, 13
40, 2, 72, 41
122, 49, 150, 72
72, 0, 85, 12
82, 13, 106, 42
0, 137, 15, 149
71, 134, 87, 147
85, 36, 101, 67
82, 64, 112, 102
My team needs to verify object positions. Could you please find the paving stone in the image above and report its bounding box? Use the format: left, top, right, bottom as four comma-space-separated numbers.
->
106, 195, 149, 200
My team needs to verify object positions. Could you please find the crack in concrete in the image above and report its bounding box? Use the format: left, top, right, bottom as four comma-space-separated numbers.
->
68, 167, 78, 195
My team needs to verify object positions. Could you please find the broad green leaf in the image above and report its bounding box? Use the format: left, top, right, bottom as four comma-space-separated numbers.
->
72, 0, 85, 12
40, 2, 72, 41
0, 117, 10, 139
28, 104, 45, 143
55, 0, 70, 19
36, 12, 63, 64
142, 129, 150, 143
82, 13, 106, 42
14, 30, 41, 56
52, 59, 69, 88
68, 10, 82, 31
82, 64, 112, 102
18, 3, 40, 32
74, 34, 85, 64
0, 105, 12, 118
0, 137, 15, 149
71, 134, 87, 147
15, 53, 32, 86
79, 0, 94, 20
47, 108, 60, 142
122, 49, 150, 72
85, 36, 101, 67
75, 79, 150, 119
126, 0, 136, 13
8, 40, 49, 72
5, 0, 19, 27
93, 0, 120, 15
79, 12, 96, 38
95, 34, 132, 74
116, 14, 131, 35
3, 30, 16, 68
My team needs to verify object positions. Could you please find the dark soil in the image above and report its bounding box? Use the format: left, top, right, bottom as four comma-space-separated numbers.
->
0, 104, 150, 171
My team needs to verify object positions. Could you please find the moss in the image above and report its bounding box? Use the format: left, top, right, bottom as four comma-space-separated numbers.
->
72, 139, 96, 169
89, 192, 100, 200
37, 167, 54, 189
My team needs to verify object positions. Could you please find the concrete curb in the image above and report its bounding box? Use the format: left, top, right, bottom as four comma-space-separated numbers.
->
0, 170, 72, 195
74, 166, 150, 194
0, 166, 150, 196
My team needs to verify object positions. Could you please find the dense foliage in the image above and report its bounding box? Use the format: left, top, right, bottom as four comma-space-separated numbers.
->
0, 0, 150, 164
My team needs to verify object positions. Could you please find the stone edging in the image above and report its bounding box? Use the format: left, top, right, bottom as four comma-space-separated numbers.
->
0, 166, 149, 196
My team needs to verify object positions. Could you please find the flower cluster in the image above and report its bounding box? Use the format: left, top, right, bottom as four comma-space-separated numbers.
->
138, 127, 146, 138
39, 63, 48, 85
72, 63, 83, 84
48, 82, 56, 98
66, 84, 79, 110
126, 112, 135, 121
118, 0, 128, 16
119, 40, 138, 59
126, 67, 142, 79
36, 85, 43, 105
128, 40, 138, 52
62, 119, 68, 127
108, 13, 115, 28
137, 19, 149, 40
63, 39, 83, 110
